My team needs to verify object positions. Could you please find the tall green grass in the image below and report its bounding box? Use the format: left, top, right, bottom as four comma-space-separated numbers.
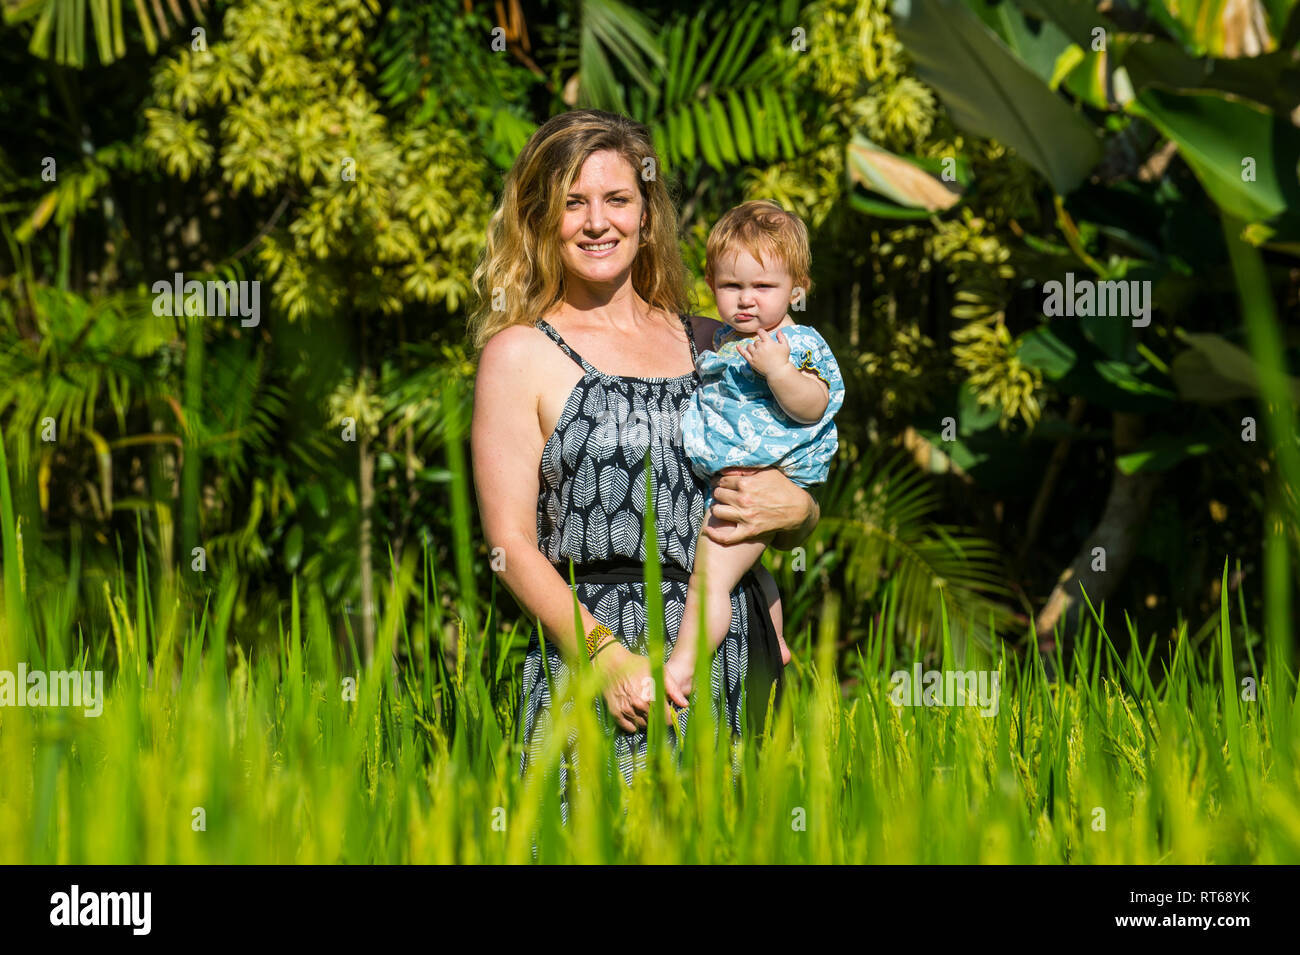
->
1, 431, 1298, 863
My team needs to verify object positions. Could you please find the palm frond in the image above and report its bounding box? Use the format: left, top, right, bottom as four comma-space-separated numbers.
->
578, 0, 664, 113
0, 285, 174, 475
647, 1, 805, 172
3, 0, 210, 68
777, 442, 1023, 656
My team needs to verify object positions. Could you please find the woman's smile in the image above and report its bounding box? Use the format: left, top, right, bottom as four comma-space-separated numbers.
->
577, 238, 619, 256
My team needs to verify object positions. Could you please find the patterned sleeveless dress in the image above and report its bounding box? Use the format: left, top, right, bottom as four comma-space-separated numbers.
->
519, 313, 750, 812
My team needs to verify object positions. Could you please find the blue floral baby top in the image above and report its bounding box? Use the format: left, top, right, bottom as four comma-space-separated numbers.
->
681, 323, 845, 494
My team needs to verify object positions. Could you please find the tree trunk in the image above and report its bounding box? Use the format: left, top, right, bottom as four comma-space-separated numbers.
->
1036, 411, 1160, 652
1018, 396, 1087, 564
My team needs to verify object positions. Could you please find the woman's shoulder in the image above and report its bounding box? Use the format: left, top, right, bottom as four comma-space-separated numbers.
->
476, 321, 556, 376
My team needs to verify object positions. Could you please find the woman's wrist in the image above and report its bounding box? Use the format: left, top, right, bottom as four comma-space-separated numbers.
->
771, 485, 819, 551
594, 640, 631, 675
584, 621, 615, 658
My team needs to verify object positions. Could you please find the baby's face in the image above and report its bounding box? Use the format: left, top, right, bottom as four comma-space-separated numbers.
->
708, 248, 795, 335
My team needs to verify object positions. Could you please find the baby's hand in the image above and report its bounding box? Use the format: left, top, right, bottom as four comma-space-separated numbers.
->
664, 652, 695, 701
737, 327, 791, 378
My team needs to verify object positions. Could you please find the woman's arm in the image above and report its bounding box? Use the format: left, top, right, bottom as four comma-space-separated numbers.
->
472, 327, 593, 659
703, 466, 820, 551
471, 327, 681, 729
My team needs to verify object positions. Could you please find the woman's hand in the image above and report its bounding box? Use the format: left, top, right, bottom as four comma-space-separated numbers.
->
704, 466, 818, 548
597, 643, 686, 730
596, 643, 689, 731
596, 643, 651, 733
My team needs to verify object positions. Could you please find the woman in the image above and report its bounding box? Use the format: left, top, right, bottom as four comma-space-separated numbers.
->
468, 109, 819, 808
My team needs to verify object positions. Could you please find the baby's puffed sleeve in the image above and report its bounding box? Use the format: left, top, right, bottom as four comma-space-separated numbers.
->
791, 330, 846, 418
711, 323, 732, 351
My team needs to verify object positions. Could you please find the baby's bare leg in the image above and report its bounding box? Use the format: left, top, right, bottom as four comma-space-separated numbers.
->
751, 564, 789, 665
668, 518, 768, 691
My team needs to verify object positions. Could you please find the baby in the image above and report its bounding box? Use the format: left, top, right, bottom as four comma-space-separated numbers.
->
669, 200, 844, 700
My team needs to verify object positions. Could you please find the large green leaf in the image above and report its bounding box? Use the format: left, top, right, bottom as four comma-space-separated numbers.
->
1016, 323, 1078, 379
892, 0, 1102, 194
1018, 322, 1178, 410
1116, 432, 1219, 475
1014, 0, 1107, 49
1119, 36, 1299, 111
967, 0, 1076, 85
1170, 331, 1300, 404
1126, 86, 1300, 225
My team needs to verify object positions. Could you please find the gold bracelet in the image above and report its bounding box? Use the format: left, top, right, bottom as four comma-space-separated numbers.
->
585, 622, 614, 658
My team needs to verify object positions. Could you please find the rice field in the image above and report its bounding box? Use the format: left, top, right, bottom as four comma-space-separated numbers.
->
1, 434, 1298, 865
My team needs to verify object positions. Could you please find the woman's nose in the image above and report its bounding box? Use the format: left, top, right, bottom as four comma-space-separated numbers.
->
584, 201, 609, 232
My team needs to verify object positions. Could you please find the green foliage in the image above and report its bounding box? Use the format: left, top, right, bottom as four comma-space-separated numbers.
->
370, 0, 538, 169
143, 0, 493, 320
0, 284, 175, 475
4, 0, 1297, 739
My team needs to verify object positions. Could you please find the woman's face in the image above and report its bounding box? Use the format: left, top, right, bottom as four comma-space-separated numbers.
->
558, 149, 646, 289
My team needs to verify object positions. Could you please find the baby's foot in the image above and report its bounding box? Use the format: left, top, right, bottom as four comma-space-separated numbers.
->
777, 632, 792, 666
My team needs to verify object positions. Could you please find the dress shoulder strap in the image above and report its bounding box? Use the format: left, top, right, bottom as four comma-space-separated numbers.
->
535, 319, 598, 375
679, 313, 699, 362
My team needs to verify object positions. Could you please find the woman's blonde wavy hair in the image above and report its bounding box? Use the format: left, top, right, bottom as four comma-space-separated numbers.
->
467, 109, 690, 355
